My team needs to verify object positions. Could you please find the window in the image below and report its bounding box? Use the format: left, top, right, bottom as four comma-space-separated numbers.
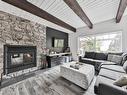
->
78, 32, 122, 53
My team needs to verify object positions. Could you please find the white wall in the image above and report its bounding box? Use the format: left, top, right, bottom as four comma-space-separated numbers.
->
69, 16, 127, 60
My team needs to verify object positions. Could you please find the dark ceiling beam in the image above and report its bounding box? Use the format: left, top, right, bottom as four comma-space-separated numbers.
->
64, 0, 93, 29
116, 0, 127, 23
2, 0, 76, 32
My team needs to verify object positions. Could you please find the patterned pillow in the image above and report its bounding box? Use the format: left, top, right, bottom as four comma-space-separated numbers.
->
111, 55, 123, 65
108, 54, 122, 64
107, 54, 114, 61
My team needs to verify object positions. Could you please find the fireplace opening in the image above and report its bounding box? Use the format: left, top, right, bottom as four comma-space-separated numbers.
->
4, 45, 37, 74
11, 53, 34, 66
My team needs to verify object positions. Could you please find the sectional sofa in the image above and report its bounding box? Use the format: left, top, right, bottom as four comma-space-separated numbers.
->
79, 52, 127, 71
79, 51, 127, 95
94, 60, 127, 95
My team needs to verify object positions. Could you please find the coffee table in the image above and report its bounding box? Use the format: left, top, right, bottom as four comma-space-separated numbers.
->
60, 61, 95, 89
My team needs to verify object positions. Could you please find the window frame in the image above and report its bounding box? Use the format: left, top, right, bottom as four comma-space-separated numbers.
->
78, 31, 122, 53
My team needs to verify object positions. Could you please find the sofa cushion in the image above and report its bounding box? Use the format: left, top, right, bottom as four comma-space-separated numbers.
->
81, 58, 96, 66
123, 61, 127, 73
82, 58, 93, 61
95, 52, 108, 60
101, 61, 117, 65
84, 52, 95, 59
93, 59, 107, 63
99, 68, 125, 80
101, 65, 125, 73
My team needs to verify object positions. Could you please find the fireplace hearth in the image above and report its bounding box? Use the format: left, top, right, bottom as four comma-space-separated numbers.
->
3, 45, 37, 74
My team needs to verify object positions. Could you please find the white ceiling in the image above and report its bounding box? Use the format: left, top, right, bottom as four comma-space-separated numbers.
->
27, 0, 127, 27
0, 0, 127, 33
27, 0, 85, 28
77, 0, 121, 24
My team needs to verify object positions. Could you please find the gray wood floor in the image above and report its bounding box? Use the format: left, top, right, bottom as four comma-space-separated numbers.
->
0, 66, 96, 95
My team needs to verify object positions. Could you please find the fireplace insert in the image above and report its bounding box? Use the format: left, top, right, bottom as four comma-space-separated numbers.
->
3, 45, 37, 74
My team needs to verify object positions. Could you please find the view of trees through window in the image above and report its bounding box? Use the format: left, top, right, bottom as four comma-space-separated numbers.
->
79, 32, 122, 53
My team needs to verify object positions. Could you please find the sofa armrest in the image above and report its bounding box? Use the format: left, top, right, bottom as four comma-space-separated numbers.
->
99, 83, 127, 95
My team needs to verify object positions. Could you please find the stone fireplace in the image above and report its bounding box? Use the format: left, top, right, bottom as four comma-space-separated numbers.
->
0, 11, 46, 75
4, 45, 37, 74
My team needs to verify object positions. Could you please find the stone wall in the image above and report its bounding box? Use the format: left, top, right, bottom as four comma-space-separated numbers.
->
0, 11, 46, 74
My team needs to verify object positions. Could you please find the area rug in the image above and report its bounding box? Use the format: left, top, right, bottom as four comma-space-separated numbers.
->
0, 66, 95, 95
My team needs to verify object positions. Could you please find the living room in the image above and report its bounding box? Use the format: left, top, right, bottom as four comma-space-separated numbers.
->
0, 0, 127, 95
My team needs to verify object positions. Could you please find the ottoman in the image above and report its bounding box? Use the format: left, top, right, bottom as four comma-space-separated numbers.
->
60, 62, 95, 89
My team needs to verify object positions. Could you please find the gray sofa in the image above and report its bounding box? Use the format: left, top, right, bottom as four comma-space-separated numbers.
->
79, 52, 127, 94
79, 52, 126, 71
94, 61, 127, 95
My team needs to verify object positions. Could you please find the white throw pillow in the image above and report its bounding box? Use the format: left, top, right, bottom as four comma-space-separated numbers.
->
108, 54, 122, 64
111, 55, 122, 64
107, 54, 113, 61
114, 74, 127, 87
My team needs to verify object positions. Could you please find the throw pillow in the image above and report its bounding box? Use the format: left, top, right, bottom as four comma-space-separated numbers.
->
107, 54, 113, 61
123, 61, 127, 73
108, 54, 122, 64
111, 55, 123, 65
114, 74, 127, 87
